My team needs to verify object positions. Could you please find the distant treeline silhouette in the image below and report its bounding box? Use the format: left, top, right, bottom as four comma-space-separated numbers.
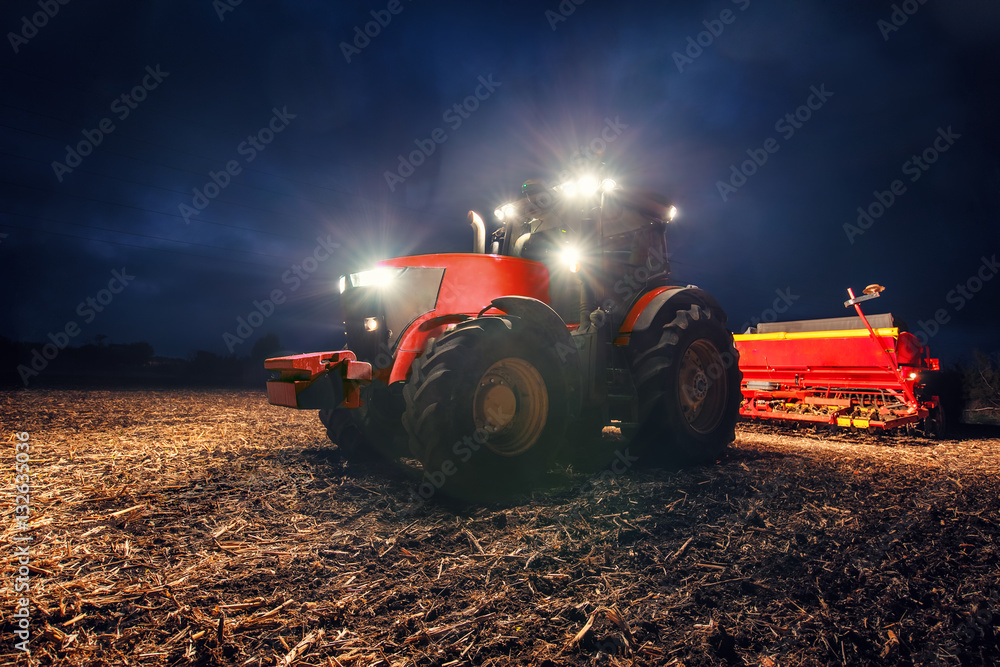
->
0, 333, 283, 387
2, 335, 997, 425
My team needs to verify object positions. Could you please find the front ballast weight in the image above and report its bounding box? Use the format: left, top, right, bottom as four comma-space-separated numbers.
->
265, 350, 373, 410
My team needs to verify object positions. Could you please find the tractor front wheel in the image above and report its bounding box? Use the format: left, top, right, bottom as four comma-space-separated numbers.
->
402, 316, 570, 501
318, 381, 405, 461
318, 408, 365, 458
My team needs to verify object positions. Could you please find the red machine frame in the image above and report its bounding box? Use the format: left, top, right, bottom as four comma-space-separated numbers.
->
734, 286, 941, 430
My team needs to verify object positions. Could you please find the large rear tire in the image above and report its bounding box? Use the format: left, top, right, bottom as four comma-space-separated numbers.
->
630, 304, 741, 464
402, 316, 570, 501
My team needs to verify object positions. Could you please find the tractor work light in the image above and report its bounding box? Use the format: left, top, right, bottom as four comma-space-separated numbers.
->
364, 317, 380, 332
668, 205, 678, 221
494, 203, 517, 221
558, 174, 613, 198
338, 275, 347, 294
577, 176, 598, 196
559, 180, 578, 197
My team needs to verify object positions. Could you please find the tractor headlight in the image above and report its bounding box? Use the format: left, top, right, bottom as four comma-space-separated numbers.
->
601, 178, 617, 192
346, 267, 403, 290
668, 205, 678, 221
364, 317, 380, 332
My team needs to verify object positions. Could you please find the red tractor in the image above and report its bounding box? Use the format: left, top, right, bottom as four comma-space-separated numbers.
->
265, 172, 742, 499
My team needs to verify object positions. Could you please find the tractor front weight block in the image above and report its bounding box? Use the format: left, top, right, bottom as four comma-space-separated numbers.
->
264, 351, 372, 410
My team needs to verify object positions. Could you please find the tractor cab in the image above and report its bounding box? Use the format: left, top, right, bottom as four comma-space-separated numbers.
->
472, 176, 678, 329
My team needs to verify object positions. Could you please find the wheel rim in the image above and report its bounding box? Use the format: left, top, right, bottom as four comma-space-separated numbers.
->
473, 357, 548, 456
676, 340, 727, 434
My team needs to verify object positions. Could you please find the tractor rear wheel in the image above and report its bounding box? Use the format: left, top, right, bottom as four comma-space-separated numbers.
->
402, 316, 570, 501
630, 304, 741, 464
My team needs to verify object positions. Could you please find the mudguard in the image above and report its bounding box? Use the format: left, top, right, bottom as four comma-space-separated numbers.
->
615, 286, 729, 347
491, 296, 569, 343
631, 286, 728, 333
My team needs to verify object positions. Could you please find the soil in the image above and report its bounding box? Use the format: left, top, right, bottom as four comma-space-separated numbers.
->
2, 388, 998, 666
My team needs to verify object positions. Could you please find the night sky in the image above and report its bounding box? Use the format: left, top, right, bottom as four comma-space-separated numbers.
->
2, 0, 998, 368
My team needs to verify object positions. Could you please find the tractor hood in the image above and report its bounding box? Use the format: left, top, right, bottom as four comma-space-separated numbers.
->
340, 253, 551, 366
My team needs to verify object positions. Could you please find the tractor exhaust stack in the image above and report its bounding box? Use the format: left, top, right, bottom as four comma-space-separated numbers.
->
468, 211, 486, 254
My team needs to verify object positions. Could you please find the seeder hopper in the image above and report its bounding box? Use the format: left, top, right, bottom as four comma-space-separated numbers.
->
734, 284, 947, 434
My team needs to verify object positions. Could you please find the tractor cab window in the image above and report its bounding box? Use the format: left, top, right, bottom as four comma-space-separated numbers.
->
517, 228, 583, 325
604, 224, 666, 265
602, 223, 668, 285
518, 228, 565, 261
